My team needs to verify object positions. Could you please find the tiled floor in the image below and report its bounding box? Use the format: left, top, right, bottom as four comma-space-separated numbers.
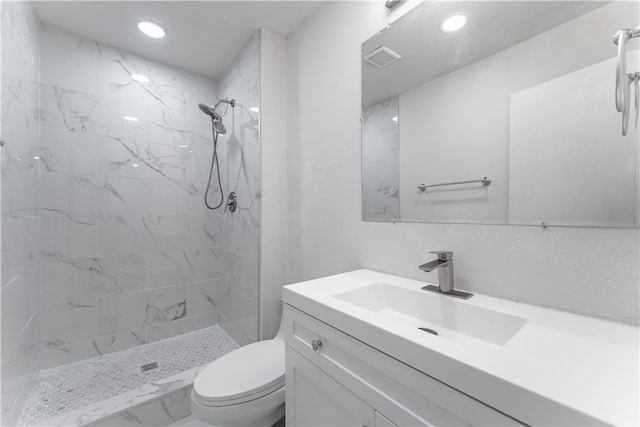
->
18, 325, 238, 426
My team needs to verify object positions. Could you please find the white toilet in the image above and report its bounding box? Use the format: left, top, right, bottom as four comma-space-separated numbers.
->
190, 326, 285, 427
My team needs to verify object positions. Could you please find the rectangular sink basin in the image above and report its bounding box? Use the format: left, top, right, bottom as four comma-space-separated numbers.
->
334, 283, 526, 348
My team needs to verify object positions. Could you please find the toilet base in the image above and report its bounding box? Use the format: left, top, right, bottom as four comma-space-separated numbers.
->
169, 414, 284, 427
190, 387, 285, 427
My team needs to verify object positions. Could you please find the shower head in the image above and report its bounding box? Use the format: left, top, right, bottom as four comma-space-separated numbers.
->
212, 120, 226, 135
198, 103, 222, 121
199, 99, 235, 135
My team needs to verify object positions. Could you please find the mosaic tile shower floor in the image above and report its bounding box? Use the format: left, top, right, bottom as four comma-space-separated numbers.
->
18, 325, 238, 426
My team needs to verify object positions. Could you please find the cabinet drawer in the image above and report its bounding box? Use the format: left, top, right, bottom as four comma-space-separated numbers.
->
285, 304, 524, 427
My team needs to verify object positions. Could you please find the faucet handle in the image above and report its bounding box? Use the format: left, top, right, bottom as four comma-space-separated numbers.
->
429, 251, 453, 261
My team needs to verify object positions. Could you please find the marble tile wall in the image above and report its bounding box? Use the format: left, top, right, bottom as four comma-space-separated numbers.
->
1, 0, 42, 424
92, 387, 192, 427
213, 32, 261, 345
33, 24, 261, 366
362, 96, 400, 221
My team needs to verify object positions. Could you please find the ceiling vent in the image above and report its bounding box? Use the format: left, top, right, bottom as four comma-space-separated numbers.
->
363, 45, 401, 68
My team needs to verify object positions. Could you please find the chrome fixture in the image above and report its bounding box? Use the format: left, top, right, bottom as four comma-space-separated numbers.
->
226, 191, 238, 213
418, 176, 491, 191
199, 98, 236, 210
419, 251, 473, 299
613, 27, 640, 136
385, 0, 402, 10
311, 339, 322, 352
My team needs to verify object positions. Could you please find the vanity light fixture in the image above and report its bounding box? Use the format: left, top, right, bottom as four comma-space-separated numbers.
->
131, 73, 150, 83
440, 14, 467, 34
123, 116, 139, 122
137, 20, 166, 39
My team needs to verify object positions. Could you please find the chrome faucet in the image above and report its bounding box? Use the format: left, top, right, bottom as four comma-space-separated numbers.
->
419, 251, 473, 299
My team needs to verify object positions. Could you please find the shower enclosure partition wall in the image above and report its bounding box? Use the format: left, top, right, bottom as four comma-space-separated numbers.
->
1, 1, 43, 425
1, 3, 261, 423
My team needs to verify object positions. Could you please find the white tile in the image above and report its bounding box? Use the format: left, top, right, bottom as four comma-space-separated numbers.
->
94, 388, 191, 426
186, 215, 226, 249
5, 216, 40, 276
183, 74, 217, 115
39, 83, 102, 134
39, 128, 97, 176
146, 312, 219, 343
97, 47, 186, 113
186, 280, 226, 317
1, 273, 32, 350
41, 215, 97, 259
97, 177, 146, 217
39, 24, 98, 94
39, 303, 97, 347
41, 253, 145, 307
145, 250, 194, 289
36, 328, 147, 369
146, 180, 188, 215
97, 216, 186, 257
39, 174, 103, 217
97, 285, 189, 336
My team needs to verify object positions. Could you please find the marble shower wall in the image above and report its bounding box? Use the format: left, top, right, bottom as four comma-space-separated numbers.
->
35, 24, 261, 368
362, 96, 399, 221
210, 32, 261, 345
1, 0, 42, 423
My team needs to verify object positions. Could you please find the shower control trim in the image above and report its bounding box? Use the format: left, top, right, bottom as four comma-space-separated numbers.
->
227, 192, 238, 213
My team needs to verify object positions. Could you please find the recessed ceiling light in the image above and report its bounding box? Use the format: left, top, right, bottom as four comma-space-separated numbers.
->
33, 156, 40, 160
392, 116, 398, 122
123, 116, 139, 122
250, 107, 260, 113
137, 20, 166, 39
132, 163, 139, 168
131, 73, 150, 83
440, 14, 467, 33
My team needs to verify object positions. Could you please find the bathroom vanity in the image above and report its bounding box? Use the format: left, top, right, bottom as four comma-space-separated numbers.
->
282, 270, 639, 426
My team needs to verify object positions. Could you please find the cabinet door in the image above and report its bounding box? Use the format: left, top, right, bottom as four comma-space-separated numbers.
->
286, 346, 375, 427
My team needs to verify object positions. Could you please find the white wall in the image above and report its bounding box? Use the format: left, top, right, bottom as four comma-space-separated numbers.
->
287, 1, 639, 324
260, 28, 289, 339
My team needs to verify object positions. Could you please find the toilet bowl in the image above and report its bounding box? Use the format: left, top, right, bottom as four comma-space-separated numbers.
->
190, 325, 285, 426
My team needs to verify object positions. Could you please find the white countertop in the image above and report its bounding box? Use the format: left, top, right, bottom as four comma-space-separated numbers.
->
282, 269, 639, 426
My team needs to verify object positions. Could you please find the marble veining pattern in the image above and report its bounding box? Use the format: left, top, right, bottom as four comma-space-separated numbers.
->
1, 1, 42, 424
2, 32, 260, 427
362, 96, 400, 221
18, 325, 238, 426
30, 24, 262, 362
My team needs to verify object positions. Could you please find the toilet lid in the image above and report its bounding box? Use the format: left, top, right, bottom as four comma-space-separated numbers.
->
193, 339, 285, 404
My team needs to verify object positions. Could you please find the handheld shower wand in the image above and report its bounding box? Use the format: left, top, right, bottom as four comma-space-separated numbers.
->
198, 98, 236, 210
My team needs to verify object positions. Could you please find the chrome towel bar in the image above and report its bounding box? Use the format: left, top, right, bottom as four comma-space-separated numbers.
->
418, 176, 491, 191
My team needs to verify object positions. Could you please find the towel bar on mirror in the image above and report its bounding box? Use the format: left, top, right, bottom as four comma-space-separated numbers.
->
417, 176, 491, 191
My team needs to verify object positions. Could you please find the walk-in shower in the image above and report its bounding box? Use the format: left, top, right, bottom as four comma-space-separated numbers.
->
1, 1, 262, 423
198, 99, 236, 210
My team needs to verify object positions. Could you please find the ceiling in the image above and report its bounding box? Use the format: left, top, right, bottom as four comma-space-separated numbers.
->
32, 1, 322, 80
362, 1, 608, 107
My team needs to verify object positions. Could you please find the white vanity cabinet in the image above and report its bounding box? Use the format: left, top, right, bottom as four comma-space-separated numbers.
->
284, 304, 523, 427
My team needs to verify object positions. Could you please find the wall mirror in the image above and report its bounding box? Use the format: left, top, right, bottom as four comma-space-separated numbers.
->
361, 1, 640, 227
